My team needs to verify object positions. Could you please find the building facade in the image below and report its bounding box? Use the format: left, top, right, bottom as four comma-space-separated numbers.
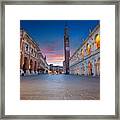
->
49, 64, 63, 74
69, 25, 100, 76
20, 29, 48, 75
64, 24, 70, 74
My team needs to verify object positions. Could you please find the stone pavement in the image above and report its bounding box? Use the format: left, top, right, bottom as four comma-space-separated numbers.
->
20, 74, 100, 100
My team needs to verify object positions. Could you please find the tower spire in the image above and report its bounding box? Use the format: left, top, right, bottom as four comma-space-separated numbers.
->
64, 22, 69, 37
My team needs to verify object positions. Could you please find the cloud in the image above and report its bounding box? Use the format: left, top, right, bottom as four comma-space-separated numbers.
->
39, 41, 64, 65
47, 54, 64, 63
40, 41, 63, 52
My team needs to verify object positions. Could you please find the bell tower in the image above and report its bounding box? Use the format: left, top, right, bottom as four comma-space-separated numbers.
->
64, 24, 70, 74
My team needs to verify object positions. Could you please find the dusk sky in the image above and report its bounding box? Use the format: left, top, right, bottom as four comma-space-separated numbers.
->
20, 20, 100, 66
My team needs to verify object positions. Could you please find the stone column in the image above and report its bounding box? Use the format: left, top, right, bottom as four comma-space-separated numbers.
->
97, 59, 100, 76
20, 53, 23, 69
20, 53, 24, 75
31, 61, 35, 74
92, 59, 96, 76
25, 58, 30, 75
35, 62, 38, 74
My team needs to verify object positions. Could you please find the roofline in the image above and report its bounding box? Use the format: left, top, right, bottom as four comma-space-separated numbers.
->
20, 29, 40, 50
70, 24, 100, 60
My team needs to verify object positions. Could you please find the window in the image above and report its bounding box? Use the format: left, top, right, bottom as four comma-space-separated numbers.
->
81, 49, 84, 58
25, 43, 29, 52
95, 34, 100, 49
31, 48, 33, 54
86, 43, 91, 55
35, 52, 37, 58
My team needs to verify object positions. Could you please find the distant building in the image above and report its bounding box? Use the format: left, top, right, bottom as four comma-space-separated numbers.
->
64, 24, 70, 74
69, 25, 100, 76
49, 64, 54, 73
53, 66, 63, 74
20, 29, 48, 75
48, 64, 63, 74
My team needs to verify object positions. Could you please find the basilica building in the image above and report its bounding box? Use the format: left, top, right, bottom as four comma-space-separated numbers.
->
69, 25, 100, 76
20, 29, 48, 75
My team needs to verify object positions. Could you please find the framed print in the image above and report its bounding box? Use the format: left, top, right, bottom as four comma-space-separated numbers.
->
0, 0, 119, 119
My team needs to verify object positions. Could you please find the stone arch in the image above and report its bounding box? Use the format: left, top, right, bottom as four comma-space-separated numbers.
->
94, 34, 98, 39
29, 59, 33, 73
34, 61, 37, 72
88, 61, 92, 75
94, 34, 100, 49
20, 53, 23, 69
97, 57, 100, 76
94, 59, 97, 76
23, 57, 29, 73
87, 43, 91, 55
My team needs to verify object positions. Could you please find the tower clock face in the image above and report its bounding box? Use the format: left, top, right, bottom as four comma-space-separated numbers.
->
66, 47, 70, 51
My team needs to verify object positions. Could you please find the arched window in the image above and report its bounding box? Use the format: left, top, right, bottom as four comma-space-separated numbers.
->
88, 61, 92, 75
86, 43, 91, 55
81, 49, 84, 58
95, 34, 100, 49
25, 43, 29, 52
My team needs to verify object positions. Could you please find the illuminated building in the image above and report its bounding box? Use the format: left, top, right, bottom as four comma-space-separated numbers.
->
49, 64, 63, 74
69, 25, 100, 76
20, 29, 48, 75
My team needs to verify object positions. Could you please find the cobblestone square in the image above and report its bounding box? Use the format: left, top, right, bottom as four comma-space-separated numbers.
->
20, 74, 100, 100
